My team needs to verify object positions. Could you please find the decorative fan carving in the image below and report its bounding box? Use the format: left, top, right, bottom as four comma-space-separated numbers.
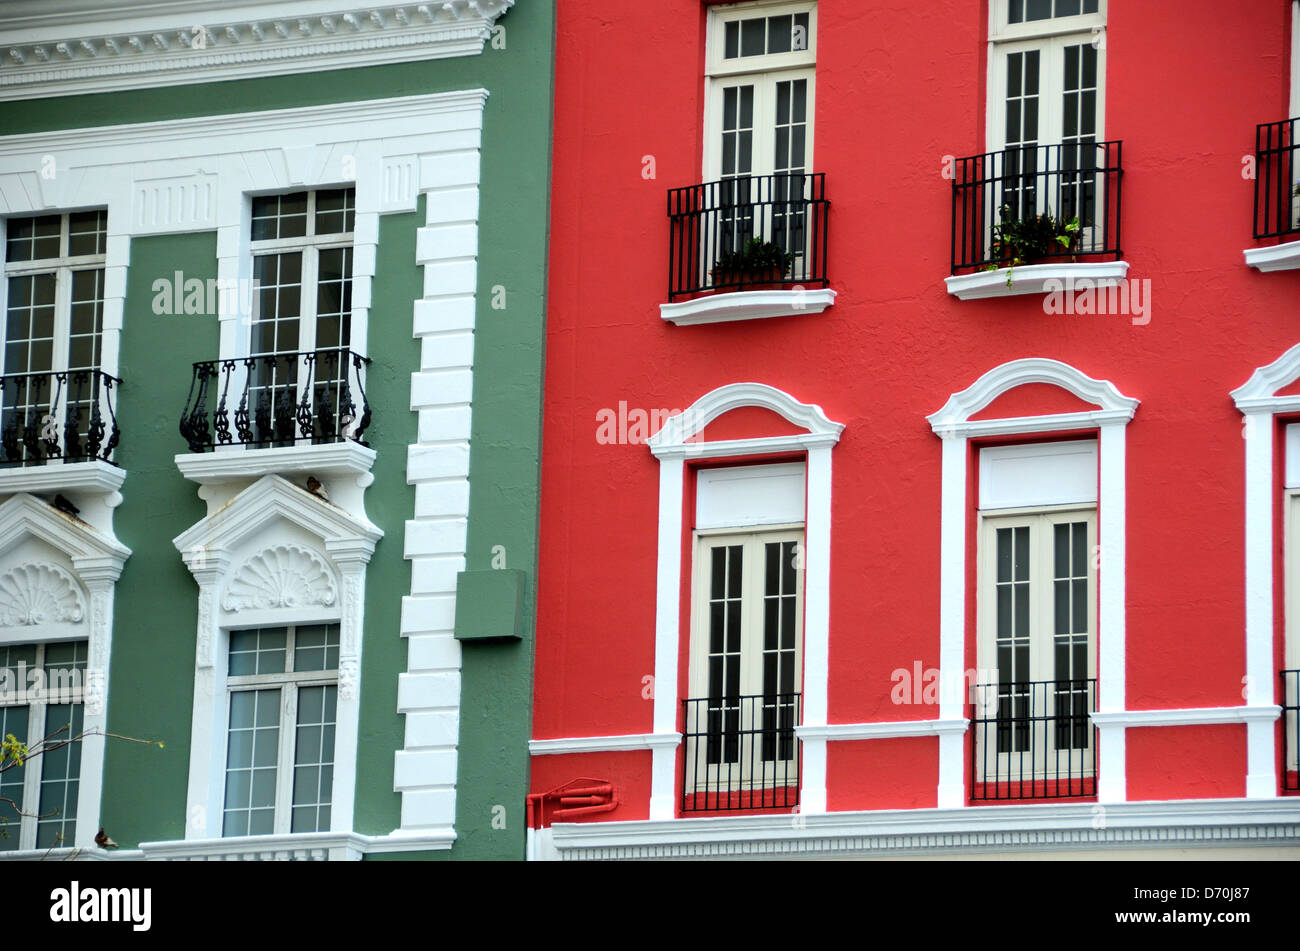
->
222, 545, 338, 613
0, 563, 86, 627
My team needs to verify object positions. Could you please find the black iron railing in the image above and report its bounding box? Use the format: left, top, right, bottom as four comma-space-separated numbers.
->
667, 173, 829, 300
951, 141, 1123, 273
681, 692, 800, 813
180, 348, 370, 453
0, 369, 120, 467
1253, 118, 1299, 240
971, 678, 1096, 801
1284, 670, 1299, 792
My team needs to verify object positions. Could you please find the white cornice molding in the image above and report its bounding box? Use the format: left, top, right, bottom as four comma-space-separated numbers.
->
649, 381, 844, 457
928, 356, 1139, 433
0, 1, 515, 102
1092, 706, 1282, 729
798, 719, 970, 741
547, 799, 1300, 859
530, 732, 682, 755
0, 88, 488, 159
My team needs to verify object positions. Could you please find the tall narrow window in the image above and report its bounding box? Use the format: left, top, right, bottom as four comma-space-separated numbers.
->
248, 189, 355, 447
975, 509, 1096, 796
223, 624, 339, 836
0, 640, 87, 850
684, 528, 803, 809
988, 1, 1106, 241
2, 211, 108, 465
705, 3, 817, 283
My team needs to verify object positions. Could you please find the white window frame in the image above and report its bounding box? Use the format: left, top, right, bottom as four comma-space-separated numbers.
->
0, 639, 87, 852
703, 0, 818, 184
248, 188, 355, 360
1, 211, 110, 458
647, 382, 843, 818
1285, 488, 1300, 778
221, 623, 339, 838
686, 524, 805, 793
929, 358, 1137, 806
983, 3, 1108, 262
975, 505, 1097, 782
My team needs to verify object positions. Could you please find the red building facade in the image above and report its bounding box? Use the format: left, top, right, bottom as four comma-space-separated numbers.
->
528, 0, 1300, 859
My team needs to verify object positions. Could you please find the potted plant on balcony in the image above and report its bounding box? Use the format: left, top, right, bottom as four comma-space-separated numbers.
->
986, 205, 1082, 286
711, 237, 794, 290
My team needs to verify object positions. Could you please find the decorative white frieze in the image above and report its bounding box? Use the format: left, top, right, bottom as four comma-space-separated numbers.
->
0, 1, 517, 101
222, 544, 339, 613
134, 173, 218, 234
0, 562, 86, 627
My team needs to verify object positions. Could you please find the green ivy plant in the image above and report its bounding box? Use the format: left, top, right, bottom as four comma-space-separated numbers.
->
983, 205, 1082, 286
713, 237, 793, 281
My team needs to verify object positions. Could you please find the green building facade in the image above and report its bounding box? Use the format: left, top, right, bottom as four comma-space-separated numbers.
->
0, 0, 551, 861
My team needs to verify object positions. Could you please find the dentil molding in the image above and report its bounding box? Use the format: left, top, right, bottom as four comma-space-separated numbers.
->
0, 0, 516, 101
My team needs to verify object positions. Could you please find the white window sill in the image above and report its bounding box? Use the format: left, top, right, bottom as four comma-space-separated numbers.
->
945, 261, 1130, 300
175, 439, 376, 487
1244, 238, 1300, 272
0, 458, 124, 498
660, 288, 837, 326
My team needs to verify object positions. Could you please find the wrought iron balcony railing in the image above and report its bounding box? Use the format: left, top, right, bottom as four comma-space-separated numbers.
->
667, 172, 829, 300
0, 369, 120, 467
971, 678, 1097, 802
1284, 670, 1299, 793
951, 141, 1123, 273
179, 348, 370, 454
681, 692, 800, 813
1253, 118, 1299, 240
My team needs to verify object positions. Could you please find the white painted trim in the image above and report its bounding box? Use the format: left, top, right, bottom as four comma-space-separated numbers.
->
660, 289, 836, 326
1091, 706, 1281, 728
0, 0, 515, 101
649, 381, 843, 456
1244, 240, 1300, 272
946, 261, 1129, 300
136, 827, 455, 861
1232, 342, 1300, 798
173, 475, 381, 840
396, 90, 488, 836
797, 719, 969, 741
0, 492, 129, 850
1292, 1, 1299, 119
529, 733, 681, 755
929, 358, 1137, 804
546, 798, 1300, 860
648, 383, 843, 819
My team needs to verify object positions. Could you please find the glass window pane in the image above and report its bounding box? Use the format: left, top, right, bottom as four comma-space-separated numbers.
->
740, 18, 765, 56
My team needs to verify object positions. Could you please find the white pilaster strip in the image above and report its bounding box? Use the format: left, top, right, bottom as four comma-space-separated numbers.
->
936, 433, 968, 808
1244, 408, 1278, 797
649, 456, 684, 821
800, 444, 833, 813
396, 94, 488, 834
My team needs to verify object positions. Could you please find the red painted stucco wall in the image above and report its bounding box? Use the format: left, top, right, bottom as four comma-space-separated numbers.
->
531, 0, 1299, 817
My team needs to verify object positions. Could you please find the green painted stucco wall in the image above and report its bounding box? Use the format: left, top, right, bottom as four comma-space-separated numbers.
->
0, 0, 553, 860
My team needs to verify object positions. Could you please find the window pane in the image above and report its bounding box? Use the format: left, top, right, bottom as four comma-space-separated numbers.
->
724, 20, 739, 58
767, 15, 792, 53
67, 210, 107, 257
35, 701, 83, 848
0, 704, 29, 850
223, 688, 280, 838
290, 684, 336, 833
740, 18, 765, 56
314, 188, 355, 235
